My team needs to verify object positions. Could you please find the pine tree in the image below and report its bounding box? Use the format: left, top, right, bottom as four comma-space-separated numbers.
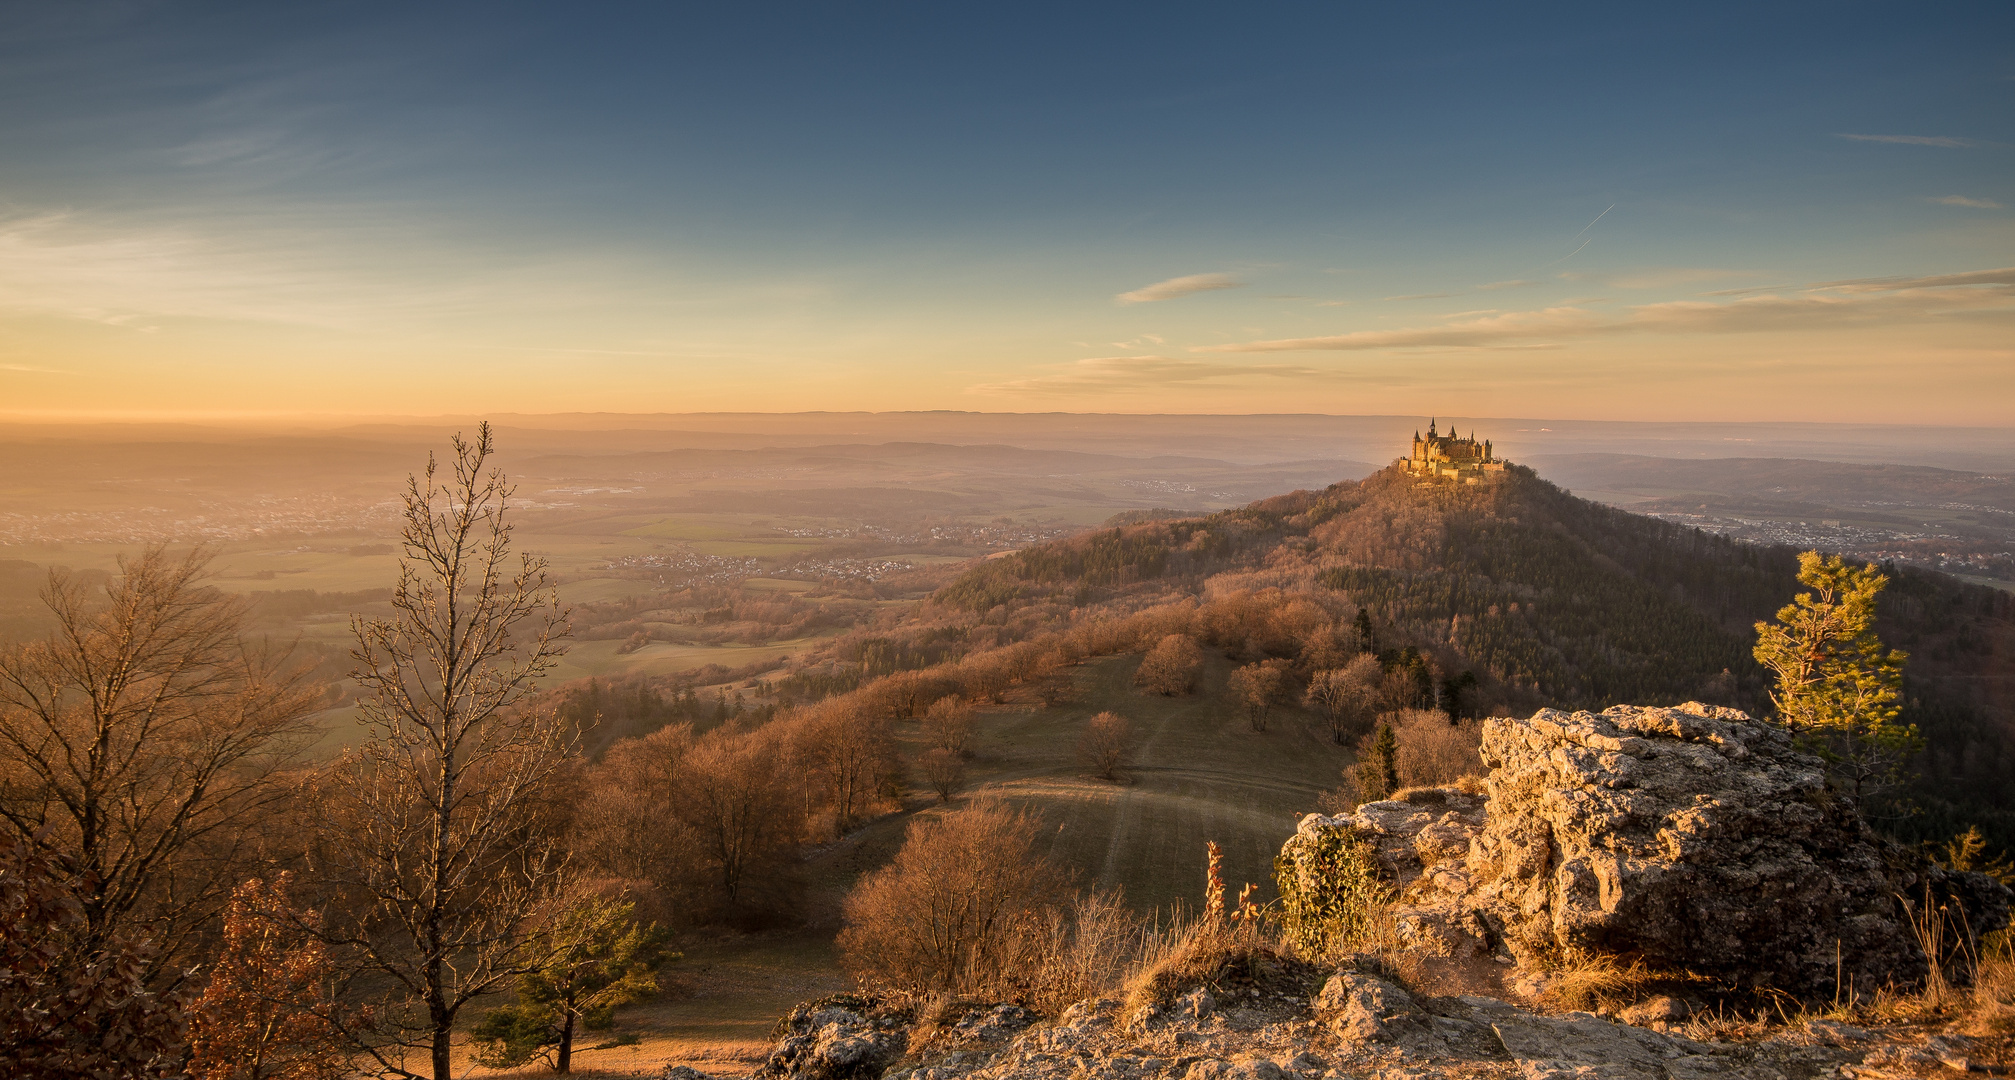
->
470, 892, 673, 1075
1753, 551, 1916, 801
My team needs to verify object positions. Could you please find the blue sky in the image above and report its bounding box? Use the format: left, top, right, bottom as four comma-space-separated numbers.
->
0, 2, 2009, 419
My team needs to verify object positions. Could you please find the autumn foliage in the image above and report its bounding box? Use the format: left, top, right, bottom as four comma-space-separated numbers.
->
187, 875, 350, 1080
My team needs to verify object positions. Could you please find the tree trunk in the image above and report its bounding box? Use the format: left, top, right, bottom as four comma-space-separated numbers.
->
433, 1025, 453, 1080
557, 1010, 576, 1074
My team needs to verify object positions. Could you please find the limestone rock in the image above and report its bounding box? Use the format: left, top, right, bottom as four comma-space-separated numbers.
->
1298, 703, 2013, 998
759, 1000, 905, 1080
1462, 702, 2015, 996
1312, 971, 1421, 1044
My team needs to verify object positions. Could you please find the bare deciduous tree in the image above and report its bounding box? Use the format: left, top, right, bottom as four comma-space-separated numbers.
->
676, 727, 798, 912
920, 748, 965, 803
313, 425, 572, 1080
1227, 660, 1288, 732
1077, 711, 1132, 782
1304, 654, 1381, 745
0, 546, 323, 977
1134, 634, 1202, 696
921, 694, 974, 756
792, 701, 897, 833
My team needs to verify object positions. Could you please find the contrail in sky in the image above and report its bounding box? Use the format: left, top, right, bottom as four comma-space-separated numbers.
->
1547, 203, 1614, 266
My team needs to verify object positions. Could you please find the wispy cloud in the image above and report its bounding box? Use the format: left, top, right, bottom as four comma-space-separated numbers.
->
0, 363, 77, 374
1838, 133, 1975, 148
1382, 292, 1452, 301
1476, 279, 1539, 291
1933, 195, 2005, 209
1115, 272, 1244, 304
1571, 265, 1749, 288
1194, 267, 2015, 353
967, 354, 1340, 395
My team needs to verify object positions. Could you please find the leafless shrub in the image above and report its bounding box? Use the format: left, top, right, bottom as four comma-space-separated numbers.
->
1078, 711, 1133, 782
837, 800, 1070, 1000
1389, 708, 1483, 787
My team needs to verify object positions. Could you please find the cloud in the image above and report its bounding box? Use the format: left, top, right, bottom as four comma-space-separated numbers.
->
1933, 195, 2005, 209
1194, 267, 2015, 353
1115, 272, 1244, 304
1808, 267, 2015, 291
1571, 267, 1749, 288
1381, 292, 1452, 301
1838, 133, 1975, 148
0, 363, 76, 374
1475, 279, 1539, 291
967, 354, 1342, 396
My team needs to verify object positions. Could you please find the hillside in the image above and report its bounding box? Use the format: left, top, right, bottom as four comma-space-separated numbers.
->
927, 463, 2015, 847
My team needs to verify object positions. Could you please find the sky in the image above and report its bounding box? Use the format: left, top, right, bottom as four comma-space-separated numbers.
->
0, 2, 2010, 422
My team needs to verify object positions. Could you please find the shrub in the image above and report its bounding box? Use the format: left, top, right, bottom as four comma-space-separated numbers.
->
0, 836, 186, 1079
1390, 708, 1483, 788
837, 801, 1071, 999
1273, 823, 1391, 957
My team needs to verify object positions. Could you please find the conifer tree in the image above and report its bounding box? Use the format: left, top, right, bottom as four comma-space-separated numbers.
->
470, 892, 671, 1075
1753, 551, 1916, 801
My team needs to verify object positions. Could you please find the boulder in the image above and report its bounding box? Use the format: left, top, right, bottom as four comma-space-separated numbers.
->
1292, 703, 2013, 999
758, 999, 905, 1080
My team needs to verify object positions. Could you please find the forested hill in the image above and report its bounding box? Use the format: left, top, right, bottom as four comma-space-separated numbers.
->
933, 464, 2015, 845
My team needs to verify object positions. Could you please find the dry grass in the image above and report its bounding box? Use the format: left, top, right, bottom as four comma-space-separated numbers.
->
1539, 952, 1667, 1013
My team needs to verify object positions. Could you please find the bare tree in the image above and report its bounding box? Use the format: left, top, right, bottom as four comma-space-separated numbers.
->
920, 748, 965, 803
1305, 654, 1381, 745
1134, 634, 1202, 696
921, 694, 974, 756
1227, 660, 1288, 732
792, 700, 897, 833
676, 726, 799, 912
0, 546, 323, 978
314, 425, 572, 1080
1077, 711, 1132, 782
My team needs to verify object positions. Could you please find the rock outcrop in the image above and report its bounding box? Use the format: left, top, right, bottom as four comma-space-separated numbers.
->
1299, 702, 2013, 997
736, 976, 1926, 1080
756, 997, 910, 1080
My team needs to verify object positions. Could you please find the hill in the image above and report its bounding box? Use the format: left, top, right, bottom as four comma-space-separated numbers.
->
927, 463, 2015, 848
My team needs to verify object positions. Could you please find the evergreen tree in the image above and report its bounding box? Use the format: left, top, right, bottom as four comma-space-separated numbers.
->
1354, 723, 1400, 803
471, 893, 673, 1075
1753, 551, 1916, 801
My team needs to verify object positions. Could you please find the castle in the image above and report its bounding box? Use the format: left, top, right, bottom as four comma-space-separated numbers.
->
1400, 418, 1507, 483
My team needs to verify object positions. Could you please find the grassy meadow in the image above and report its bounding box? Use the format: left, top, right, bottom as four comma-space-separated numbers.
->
469, 651, 1356, 1078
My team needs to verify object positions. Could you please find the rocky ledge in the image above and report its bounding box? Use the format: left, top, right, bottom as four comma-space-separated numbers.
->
1293, 703, 2012, 998
669, 970, 2001, 1080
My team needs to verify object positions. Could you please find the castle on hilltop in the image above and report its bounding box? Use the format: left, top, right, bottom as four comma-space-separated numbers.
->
1400, 419, 1508, 483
